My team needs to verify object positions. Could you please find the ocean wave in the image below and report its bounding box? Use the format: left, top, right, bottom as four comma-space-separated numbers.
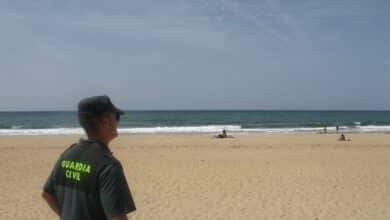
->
0, 128, 85, 136
1, 124, 390, 135
354, 125, 390, 132
11, 125, 24, 129
119, 125, 242, 134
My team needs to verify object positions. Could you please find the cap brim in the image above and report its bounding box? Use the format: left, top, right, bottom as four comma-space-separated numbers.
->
115, 108, 124, 115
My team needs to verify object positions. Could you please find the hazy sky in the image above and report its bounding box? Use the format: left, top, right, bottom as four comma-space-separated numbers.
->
1, 0, 389, 110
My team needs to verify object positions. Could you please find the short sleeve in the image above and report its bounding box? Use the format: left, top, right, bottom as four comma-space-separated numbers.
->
43, 171, 55, 194
43, 159, 60, 194
99, 163, 136, 218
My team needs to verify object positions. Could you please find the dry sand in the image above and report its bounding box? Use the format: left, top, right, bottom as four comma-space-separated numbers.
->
0, 133, 390, 220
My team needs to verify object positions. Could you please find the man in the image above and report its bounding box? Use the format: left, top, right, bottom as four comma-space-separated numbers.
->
42, 95, 136, 220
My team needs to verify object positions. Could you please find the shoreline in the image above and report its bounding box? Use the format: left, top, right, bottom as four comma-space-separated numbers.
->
1, 133, 390, 219
0, 132, 389, 149
0, 129, 390, 137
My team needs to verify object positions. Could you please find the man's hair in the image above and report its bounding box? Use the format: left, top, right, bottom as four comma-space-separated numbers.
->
78, 113, 100, 136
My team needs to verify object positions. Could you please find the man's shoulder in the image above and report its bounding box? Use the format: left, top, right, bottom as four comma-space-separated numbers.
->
56, 142, 78, 161
61, 140, 105, 155
64, 142, 79, 152
57, 141, 119, 167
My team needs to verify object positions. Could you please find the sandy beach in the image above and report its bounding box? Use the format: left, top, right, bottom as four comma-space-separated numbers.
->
1, 133, 390, 220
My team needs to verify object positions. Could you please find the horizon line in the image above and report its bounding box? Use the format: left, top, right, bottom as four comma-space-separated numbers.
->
0, 109, 389, 112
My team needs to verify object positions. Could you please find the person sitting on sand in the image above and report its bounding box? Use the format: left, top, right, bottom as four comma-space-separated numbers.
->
217, 129, 227, 138
215, 129, 233, 138
338, 133, 351, 141
338, 133, 346, 141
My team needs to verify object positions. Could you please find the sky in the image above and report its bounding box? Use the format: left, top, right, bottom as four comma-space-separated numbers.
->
1, 0, 389, 111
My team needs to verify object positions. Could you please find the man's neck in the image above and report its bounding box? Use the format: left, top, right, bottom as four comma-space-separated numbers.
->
86, 135, 110, 146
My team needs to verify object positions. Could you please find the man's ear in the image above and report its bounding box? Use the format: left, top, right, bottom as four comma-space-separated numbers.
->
107, 118, 114, 129
97, 114, 110, 128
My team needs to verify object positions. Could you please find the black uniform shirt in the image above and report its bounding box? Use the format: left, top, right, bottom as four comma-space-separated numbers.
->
44, 140, 136, 220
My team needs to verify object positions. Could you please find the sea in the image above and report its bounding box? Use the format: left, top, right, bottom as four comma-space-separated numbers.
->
0, 110, 389, 136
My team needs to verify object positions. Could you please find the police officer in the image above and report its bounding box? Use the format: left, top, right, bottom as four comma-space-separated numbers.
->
42, 95, 136, 220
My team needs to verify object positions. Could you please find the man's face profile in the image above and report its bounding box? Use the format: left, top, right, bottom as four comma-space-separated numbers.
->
97, 112, 119, 141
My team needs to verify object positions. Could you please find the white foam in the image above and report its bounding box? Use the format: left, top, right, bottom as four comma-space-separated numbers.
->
0, 128, 84, 136
11, 125, 23, 129
0, 125, 241, 136
119, 125, 242, 134
240, 127, 325, 133
354, 125, 390, 132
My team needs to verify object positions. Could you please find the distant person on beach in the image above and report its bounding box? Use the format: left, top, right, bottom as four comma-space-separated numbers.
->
338, 133, 351, 141
317, 124, 328, 134
215, 129, 233, 138
336, 125, 339, 133
42, 95, 136, 220
338, 133, 346, 141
